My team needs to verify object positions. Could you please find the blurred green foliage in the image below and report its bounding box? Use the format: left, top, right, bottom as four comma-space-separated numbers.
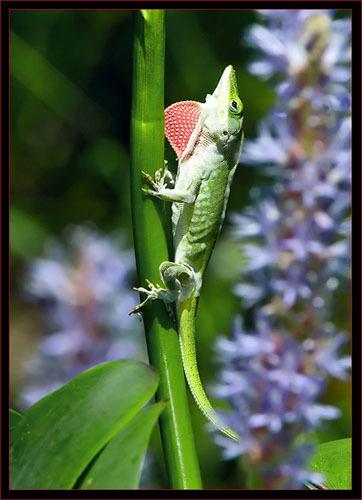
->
10, 10, 351, 489
10, 11, 272, 263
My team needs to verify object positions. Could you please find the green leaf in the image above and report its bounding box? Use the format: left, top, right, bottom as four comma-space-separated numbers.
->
309, 438, 351, 489
10, 409, 23, 429
79, 402, 166, 489
10, 409, 23, 445
10, 360, 159, 489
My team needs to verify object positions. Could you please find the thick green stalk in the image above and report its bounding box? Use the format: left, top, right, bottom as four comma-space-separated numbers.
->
129, 10, 202, 489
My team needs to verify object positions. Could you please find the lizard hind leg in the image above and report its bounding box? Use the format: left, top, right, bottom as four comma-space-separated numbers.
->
129, 261, 196, 316
159, 261, 196, 303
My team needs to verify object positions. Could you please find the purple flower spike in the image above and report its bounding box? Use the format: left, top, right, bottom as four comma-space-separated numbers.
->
213, 10, 350, 489
20, 223, 146, 409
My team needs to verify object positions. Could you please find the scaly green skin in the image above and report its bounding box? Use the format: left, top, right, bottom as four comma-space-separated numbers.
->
131, 66, 244, 440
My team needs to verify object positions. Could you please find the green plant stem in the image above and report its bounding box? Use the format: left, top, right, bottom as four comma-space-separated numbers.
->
129, 10, 202, 490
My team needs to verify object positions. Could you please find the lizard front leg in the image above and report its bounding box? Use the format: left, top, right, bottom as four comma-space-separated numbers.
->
141, 169, 198, 203
129, 261, 196, 316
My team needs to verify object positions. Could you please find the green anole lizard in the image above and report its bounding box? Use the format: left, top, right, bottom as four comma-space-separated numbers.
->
130, 65, 244, 441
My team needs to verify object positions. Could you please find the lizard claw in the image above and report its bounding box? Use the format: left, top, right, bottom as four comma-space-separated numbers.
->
142, 166, 175, 194
129, 281, 168, 315
141, 171, 158, 189
142, 187, 158, 196
154, 168, 163, 183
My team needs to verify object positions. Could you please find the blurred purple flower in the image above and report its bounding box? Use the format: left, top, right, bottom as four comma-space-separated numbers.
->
214, 10, 351, 489
19, 223, 146, 409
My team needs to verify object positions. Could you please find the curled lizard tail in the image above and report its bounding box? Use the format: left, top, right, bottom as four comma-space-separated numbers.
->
178, 295, 239, 441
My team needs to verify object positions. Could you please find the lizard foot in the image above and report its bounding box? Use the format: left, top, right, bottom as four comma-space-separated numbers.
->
141, 165, 175, 197
155, 162, 175, 187
129, 279, 167, 316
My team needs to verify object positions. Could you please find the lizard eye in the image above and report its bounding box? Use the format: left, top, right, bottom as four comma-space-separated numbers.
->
229, 99, 239, 114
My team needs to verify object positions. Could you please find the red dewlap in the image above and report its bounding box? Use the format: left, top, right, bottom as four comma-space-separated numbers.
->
164, 101, 202, 160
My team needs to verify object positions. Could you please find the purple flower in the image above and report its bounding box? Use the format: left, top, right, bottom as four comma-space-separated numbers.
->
19, 223, 146, 409
214, 10, 350, 489
247, 10, 350, 86
214, 316, 344, 487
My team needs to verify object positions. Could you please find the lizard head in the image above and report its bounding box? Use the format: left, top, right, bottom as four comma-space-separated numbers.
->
202, 65, 244, 156
164, 66, 244, 163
